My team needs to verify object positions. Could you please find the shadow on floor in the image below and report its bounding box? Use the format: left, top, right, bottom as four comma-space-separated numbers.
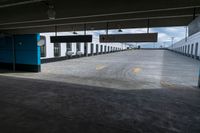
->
0, 69, 35, 74
0, 75, 199, 133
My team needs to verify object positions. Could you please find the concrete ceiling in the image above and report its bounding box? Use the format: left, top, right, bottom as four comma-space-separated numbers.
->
0, 0, 200, 34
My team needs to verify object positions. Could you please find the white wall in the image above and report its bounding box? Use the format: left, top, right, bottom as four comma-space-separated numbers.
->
169, 31, 200, 58
40, 32, 125, 59
60, 43, 66, 56
44, 33, 54, 58
72, 43, 76, 55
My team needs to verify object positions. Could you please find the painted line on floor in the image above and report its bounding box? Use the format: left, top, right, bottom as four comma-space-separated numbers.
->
132, 67, 142, 74
96, 64, 107, 70
160, 81, 176, 88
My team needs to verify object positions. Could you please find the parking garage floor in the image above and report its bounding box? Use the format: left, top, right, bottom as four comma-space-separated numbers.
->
0, 50, 200, 133
1, 50, 200, 89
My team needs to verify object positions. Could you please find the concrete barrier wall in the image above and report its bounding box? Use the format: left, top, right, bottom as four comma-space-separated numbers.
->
168, 31, 200, 60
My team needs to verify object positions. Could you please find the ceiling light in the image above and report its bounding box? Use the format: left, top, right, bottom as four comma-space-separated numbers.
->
73, 31, 78, 35
47, 5, 56, 20
118, 29, 123, 32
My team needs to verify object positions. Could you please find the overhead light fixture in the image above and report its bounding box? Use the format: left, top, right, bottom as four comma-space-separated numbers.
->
118, 29, 123, 32
73, 31, 78, 35
118, 25, 123, 32
72, 26, 78, 34
47, 5, 56, 20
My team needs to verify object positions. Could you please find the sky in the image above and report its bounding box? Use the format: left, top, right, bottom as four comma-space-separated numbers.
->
53, 26, 187, 48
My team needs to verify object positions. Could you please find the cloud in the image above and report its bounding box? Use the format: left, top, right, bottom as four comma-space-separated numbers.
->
158, 33, 171, 42
153, 27, 186, 42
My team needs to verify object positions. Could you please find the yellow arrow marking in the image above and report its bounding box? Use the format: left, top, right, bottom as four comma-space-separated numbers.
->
132, 67, 142, 74
96, 64, 106, 70
160, 81, 176, 88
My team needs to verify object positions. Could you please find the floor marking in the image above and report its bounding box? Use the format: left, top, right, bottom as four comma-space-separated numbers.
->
132, 67, 142, 74
96, 64, 106, 70
160, 81, 175, 88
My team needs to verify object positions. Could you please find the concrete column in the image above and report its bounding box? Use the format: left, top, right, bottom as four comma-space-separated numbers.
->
91, 43, 94, 56
84, 43, 88, 56
96, 44, 99, 55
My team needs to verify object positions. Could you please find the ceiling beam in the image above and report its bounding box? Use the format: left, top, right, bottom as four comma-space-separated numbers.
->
0, 0, 46, 8
0, 5, 199, 26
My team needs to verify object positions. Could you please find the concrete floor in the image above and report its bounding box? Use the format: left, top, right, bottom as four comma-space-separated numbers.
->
1, 50, 200, 89
0, 50, 200, 133
0, 75, 200, 133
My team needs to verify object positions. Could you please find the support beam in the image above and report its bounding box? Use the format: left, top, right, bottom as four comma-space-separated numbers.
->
0, 0, 46, 8
147, 19, 150, 33
106, 22, 109, 35
193, 8, 196, 20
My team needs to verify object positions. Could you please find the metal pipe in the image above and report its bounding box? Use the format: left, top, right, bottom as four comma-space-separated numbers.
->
84, 24, 86, 33
147, 18, 150, 33
193, 8, 196, 20
106, 22, 109, 35
55, 25, 57, 36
